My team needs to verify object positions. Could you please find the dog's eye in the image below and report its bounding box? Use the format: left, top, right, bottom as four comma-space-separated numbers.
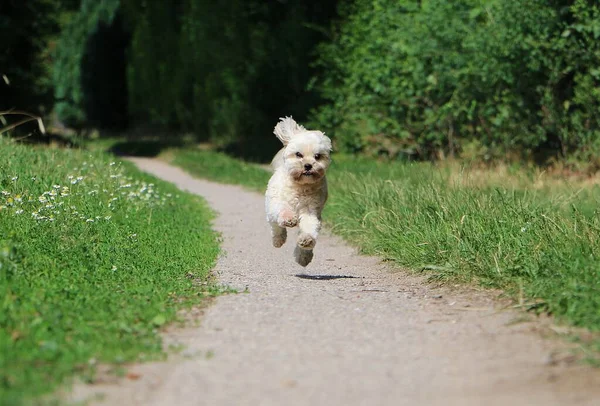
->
295, 152, 303, 158
314, 154, 321, 160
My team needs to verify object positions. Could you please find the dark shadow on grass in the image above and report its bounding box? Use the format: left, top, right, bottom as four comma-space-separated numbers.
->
9, 130, 79, 148
295, 274, 359, 281
109, 139, 187, 157
218, 138, 282, 164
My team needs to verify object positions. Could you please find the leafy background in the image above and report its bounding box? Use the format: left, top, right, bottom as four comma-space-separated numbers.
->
2, 0, 600, 161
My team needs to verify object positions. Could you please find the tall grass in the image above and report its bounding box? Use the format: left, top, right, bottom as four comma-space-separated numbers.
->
326, 157, 600, 334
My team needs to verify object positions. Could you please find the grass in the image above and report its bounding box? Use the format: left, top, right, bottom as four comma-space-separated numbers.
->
168, 148, 271, 192
165, 148, 600, 357
0, 139, 220, 405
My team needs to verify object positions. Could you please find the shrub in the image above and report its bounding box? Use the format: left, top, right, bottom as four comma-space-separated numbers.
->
53, 0, 125, 129
0, 1, 62, 114
311, 0, 600, 162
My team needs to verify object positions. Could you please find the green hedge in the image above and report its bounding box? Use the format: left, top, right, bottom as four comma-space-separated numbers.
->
53, 0, 337, 159
53, 0, 124, 128
0, 1, 62, 114
122, 0, 336, 159
311, 0, 600, 162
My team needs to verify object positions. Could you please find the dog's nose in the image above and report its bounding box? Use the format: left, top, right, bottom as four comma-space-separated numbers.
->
304, 163, 313, 170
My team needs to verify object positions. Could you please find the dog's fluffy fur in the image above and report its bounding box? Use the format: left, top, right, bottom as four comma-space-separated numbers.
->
265, 117, 332, 266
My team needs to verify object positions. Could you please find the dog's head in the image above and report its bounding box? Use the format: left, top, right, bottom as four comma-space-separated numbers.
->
283, 131, 332, 184
274, 117, 332, 184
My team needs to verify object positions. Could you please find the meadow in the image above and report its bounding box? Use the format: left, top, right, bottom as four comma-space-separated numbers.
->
0, 139, 220, 404
167, 148, 600, 358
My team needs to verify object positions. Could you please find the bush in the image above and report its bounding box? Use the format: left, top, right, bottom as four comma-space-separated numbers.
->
311, 0, 600, 162
122, 0, 337, 160
53, 0, 126, 129
0, 1, 62, 114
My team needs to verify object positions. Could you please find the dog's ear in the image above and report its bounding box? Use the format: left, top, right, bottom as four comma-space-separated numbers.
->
320, 133, 332, 153
273, 116, 306, 145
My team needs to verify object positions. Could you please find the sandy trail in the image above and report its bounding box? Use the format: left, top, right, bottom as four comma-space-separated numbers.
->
69, 158, 600, 406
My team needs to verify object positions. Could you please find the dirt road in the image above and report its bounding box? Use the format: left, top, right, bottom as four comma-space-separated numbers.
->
69, 158, 600, 405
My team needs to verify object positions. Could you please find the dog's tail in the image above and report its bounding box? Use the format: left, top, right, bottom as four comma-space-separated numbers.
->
273, 116, 306, 145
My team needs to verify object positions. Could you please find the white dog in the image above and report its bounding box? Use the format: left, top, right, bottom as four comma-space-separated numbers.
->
265, 117, 332, 267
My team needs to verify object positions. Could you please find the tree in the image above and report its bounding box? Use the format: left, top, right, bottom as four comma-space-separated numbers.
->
0, 0, 62, 114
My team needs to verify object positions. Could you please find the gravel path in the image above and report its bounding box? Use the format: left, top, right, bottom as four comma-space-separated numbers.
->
70, 158, 600, 406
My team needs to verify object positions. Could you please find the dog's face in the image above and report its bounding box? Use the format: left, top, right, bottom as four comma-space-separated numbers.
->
283, 131, 332, 184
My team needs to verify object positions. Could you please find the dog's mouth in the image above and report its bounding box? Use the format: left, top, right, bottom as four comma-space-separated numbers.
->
293, 168, 322, 181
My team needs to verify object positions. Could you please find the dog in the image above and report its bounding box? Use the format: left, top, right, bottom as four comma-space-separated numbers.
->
265, 117, 332, 267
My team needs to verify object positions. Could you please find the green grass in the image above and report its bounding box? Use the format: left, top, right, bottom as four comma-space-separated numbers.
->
167, 149, 600, 355
0, 140, 220, 405
168, 148, 270, 192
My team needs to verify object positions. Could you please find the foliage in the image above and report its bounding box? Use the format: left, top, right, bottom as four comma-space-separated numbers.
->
0, 0, 63, 114
51, 0, 336, 158
53, 0, 126, 129
311, 0, 600, 162
0, 140, 219, 404
121, 0, 337, 160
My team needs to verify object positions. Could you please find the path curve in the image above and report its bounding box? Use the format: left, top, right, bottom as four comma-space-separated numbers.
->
70, 158, 600, 406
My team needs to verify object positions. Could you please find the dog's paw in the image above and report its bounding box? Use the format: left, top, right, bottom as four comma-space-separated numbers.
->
294, 246, 314, 267
277, 209, 298, 228
297, 233, 316, 250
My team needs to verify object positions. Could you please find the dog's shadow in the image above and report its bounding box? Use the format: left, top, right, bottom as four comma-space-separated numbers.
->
295, 274, 359, 281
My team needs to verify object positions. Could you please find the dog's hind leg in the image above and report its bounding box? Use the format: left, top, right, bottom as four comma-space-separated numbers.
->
270, 222, 287, 248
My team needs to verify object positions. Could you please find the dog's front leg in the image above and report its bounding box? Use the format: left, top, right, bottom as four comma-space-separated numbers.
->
266, 200, 298, 248
297, 213, 320, 250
